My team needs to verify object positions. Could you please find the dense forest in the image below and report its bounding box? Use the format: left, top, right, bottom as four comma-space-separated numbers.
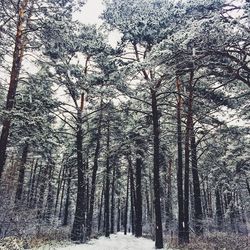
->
0, 0, 249, 249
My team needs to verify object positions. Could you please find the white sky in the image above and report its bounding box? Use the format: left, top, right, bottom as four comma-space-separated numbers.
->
73, 0, 104, 25
73, 0, 121, 47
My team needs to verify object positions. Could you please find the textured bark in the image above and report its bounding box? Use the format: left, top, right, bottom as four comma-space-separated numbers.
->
15, 142, 29, 202
176, 76, 184, 245
54, 164, 65, 216
124, 169, 129, 235
190, 119, 203, 235
104, 120, 111, 237
71, 112, 86, 242
110, 164, 116, 234
135, 148, 143, 237
0, 0, 30, 180
215, 187, 223, 231
128, 155, 135, 235
165, 160, 173, 230
117, 197, 121, 232
183, 71, 194, 244
151, 89, 163, 249
86, 107, 102, 238
63, 166, 72, 226
37, 165, 48, 219
98, 183, 104, 232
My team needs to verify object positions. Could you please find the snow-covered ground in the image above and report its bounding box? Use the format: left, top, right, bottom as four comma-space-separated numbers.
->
39, 233, 156, 250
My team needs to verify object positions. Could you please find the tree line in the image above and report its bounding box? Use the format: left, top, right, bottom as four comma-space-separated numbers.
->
0, 0, 249, 249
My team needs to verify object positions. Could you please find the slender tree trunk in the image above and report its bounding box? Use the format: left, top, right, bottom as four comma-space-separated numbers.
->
63, 166, 72, 226
104, 120, 111, 237
117, 197, 121, 232
128, 155, 135, 235
71, 112, 86, 242
0, 0, 30, 180
124, 168, 129, 235
246, 178, 250, 196
165, 159, 173, 230
110, 164, 116, 234
26, 158, 36, 205
215, 187, 223, 231
176, 76, 184, 245
135, 148, 143, 237
190, 118, 203, 235
15, 142, 29, 202
98, 183, 104, 233
30, 162, 42, 208
59, 169, 66, 219
86, 107, 102, 238
151, 89, 163, 249
45, 164, 54, 223
37, 165, 48, 220
183, 70, 194, 244
54, 164, 65, 216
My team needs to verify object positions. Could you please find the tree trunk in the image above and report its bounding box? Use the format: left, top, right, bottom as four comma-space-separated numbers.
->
26, 158, 36, 205
117, 197, 121, 232
0, 0, 30, 180
98, 182, 104, 233
124, 168, 129, 235
86, 108, 102, 238
176, 76, 184, 245
104, 120, 111, 237
183, 70, 194, 244
71, 112, 86, 242
54, 164, 65, 216
215, 187, 223, 231
37, 165, 48, 220
165, 159, 173, 230
63, 166, 72, 226
110, 164, 116, 234
151, 89, 163, 249
135, 148, 143, 237
128, 155, 135, 235
45, 164, 54, 223
15, 142, 29, 202
190, 118, 203, 235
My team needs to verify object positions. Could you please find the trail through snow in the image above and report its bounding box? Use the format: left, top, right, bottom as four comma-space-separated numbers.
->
54, 233, 155, 250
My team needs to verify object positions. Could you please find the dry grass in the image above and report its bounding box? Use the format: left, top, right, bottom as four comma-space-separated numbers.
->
167, 232, 249, 250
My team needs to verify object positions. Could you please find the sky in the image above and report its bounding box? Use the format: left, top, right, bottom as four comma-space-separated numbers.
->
73, 0, 121, 47
74, 0, 104, 25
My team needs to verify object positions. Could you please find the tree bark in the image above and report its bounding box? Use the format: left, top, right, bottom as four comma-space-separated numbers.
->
110, 163, 116, 234
104, 120, 111, 237
151, 89, 163, 249
15, 142, 29, 202
124, 168, 129, 235
63, 166, 72, 226
128, 154, 135, 235
135, 148, 143, 237
86, 107, 102, 238
190, 118, 203, 235
176, 76, 184, 245
71, 112, 86, 242
0, 0, 30, 180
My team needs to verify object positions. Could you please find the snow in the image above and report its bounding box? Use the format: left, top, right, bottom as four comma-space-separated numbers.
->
53, 233, 156, 250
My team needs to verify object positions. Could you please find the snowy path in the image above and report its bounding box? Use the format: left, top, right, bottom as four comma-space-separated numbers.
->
55, 233, 155, 250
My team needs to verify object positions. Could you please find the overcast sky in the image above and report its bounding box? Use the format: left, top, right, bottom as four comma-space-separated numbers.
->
74, 0, 104, 25
74, 0, 121, 46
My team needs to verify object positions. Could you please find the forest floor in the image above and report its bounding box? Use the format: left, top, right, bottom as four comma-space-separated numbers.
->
34, 233, 156, 250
